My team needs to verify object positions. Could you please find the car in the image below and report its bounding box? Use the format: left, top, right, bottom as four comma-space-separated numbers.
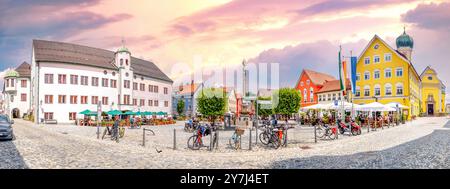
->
0, 114, 14, 140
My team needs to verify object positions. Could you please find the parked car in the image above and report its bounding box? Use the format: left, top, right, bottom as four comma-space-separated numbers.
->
0, 114, 14, 140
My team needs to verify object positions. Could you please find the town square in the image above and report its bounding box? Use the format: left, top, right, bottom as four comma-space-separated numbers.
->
1, 0, 450, 173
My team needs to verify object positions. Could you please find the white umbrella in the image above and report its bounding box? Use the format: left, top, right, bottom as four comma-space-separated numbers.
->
385, 102, 409, 109
356, 102, 395, 112
301, 103, 327, 110
324, 101, 361, 110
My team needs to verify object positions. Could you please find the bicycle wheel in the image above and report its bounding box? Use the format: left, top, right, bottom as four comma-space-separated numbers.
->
316, 126, 325, 138
187, 135, 201, 150
328, 130, 337, 140
270, 135, 281, 149
259, 132, 270, 145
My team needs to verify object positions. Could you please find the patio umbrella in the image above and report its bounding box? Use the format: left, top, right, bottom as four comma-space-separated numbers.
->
356, 102, 394, 112
324, 101, 361, 110
79, 109, 92, 115
385, 102, 409, 109
156, 111, 166, 115
124, 110, 136, 115
143, 111, 153, 116
107, 110, 122, 116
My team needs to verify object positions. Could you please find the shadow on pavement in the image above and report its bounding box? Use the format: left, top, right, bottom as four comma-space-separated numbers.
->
270, 124, 450, 169
0, 139, 29, 169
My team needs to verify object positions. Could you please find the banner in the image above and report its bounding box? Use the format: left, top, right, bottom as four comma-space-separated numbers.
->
350, 56, 357, 94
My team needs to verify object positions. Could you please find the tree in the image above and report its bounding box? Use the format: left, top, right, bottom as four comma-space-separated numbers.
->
272, 88, 301, 120
176, 100, 185, 116
257, 96, 273, 118
197, 88, 227, 124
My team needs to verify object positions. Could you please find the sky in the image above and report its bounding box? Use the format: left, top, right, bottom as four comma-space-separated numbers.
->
0, 0, 449, 103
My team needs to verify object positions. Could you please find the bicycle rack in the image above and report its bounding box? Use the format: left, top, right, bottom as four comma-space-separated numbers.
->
142, 128, 155, 147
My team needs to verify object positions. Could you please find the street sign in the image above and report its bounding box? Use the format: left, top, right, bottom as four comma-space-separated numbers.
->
334, 100, 338, 106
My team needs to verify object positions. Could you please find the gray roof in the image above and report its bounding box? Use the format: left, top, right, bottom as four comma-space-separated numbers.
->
15, 62, 31, 78
33, 39, 172, 83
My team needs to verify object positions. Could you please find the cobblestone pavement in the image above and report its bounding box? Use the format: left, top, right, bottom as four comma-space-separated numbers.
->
1, 117, 449, 169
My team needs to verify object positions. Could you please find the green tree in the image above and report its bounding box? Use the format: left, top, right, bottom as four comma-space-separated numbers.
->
177, 100, 185, 116
272, 88, 301, 120
197, 88, 227, 124
257, 96, 273, 118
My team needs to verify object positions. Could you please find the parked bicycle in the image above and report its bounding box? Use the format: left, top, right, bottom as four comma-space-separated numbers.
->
102, 125, 125, 142
315, 120, 337, 140
187, 123, 217, 150
229, 128, 245, 150
258, 122, 286, 149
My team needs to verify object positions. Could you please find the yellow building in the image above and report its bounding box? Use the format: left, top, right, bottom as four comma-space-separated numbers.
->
420, 66, 446, 116
353, 29, 421, 119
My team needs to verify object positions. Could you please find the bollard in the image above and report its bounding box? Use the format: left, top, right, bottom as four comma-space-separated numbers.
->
255, 122, 258, 146
249, 128, 252, 150
173, 129, 176, 150
284, 129, 288, 147
143, 129, 146, 147
314, 125, 317, 143
209, 130, 213, 151
367, 119, 370, 133
216, 131, 219, 150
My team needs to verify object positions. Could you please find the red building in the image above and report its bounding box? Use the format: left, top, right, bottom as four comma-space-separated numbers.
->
295, 69, 336, 107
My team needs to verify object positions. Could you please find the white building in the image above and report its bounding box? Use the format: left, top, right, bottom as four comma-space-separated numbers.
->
2, 62, 32, 118
317, 79, 352, 104
29, 39, 173, 124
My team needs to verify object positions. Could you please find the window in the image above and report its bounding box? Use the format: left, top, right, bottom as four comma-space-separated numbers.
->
384, 53, 392, 62
45, 74, 54, 84
124, 95, 130, 105
92, 77, 99, 86
364, 57, 370, 65
124, 80, 130, 89
45, 95, 53, 104
364, 86, 370, 97
110, 79, 117, 88
154, 100, 159, 107
58, 74, 67, 84
81, 76, 88, 85
165, 101, 169, 107
374, 55, 380, 63
91, 96, 99, 105
338, 93, 342, 100
120, 59, 123, 66
364, 72, 370, 80
69, 112, 77, 121
71, 96, 79, 104
374, 85, 381, 96
300, 82, 304, 87
102, 78, 109, 87
355, 87, 361, 97
396, 68, 403, 77
428, 76, 433, 80
374, 70, 380, 79
126, 59, 129, 66
58, 95, 66, 104
21, 94, 27, 102
140, 83, 145, 91
154, 86, 159, 93
5, 79, 9, 87
102, 97, 108, 105
318, 95, 322, 102
396, 83, 403, 95
327, 94, 331, 101
133, 99, 137, 106
303, 89, 307, 102
21, 80, 27, 88
310, 88, 314, 102
385, 69, 392, 78
70, 75, 78, 85
332, 94, 336, 100
148, 100, 153, 106
164, 87, 168, 94
10, 79, 14, 87
385, 84, 392, 96
133, 82, 138, 90
44, 112, 54, 120
149, 85, 154, 92
356, 73, 361, 81
306, 80, 310, 85
80, 96, 87, 104
140, 99, 145, 106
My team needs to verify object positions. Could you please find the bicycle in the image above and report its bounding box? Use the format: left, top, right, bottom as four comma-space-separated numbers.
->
315, 121, 337, 140
229, 128, 245, 150
102, 125, 125, 142
187, 123, 210, 150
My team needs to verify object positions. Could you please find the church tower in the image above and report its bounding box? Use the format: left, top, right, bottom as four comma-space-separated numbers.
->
115, 39, 133, 108
396, 27, 414, 61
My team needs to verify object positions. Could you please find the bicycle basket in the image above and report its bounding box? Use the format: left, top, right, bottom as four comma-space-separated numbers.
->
236, 128, 245, 136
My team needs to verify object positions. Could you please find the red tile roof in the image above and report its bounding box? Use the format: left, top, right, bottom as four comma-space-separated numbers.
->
304, 69, 336, 86
317, 79, 351, 93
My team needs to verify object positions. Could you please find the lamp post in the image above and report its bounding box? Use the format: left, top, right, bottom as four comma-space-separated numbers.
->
97, 101, 102, 139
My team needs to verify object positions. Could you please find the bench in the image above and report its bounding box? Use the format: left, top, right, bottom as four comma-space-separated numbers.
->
44, 119, 58, 124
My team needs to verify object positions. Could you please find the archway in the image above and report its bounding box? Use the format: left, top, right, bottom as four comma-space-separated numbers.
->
12, 108, 20, 118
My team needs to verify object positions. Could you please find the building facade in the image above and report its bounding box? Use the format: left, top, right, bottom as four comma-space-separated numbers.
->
317, 79, 352, 104
295, 69, 336, 107
353, 30, 421, 119
420, 66, 446, 116
30, 39, 172, 124
2, 62, 32, 118
172, 82, 201, 117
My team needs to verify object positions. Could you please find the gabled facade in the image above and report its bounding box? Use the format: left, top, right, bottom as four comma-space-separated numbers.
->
420, 66, 446, 115
317, 79, 352, 104
295, 69, 335, 107
2, 62, 32, 118
353, 31, 421, 119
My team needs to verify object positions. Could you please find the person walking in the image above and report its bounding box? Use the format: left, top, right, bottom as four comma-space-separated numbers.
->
112, 115, 120, 142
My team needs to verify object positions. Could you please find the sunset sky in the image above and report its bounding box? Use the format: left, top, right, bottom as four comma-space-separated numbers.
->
0, 0, 449, 102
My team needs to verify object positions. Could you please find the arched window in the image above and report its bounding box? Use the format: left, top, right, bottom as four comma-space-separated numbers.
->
310, 87, 314, 102
120, 59, 123, 66
364, 85, 370, 97
385, 83, 392, 95
374, 84, 381, 96
126, 59, 129, 66
355, 86, 361, 97
396, 83, 404, 95
303, 89, 307, 102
